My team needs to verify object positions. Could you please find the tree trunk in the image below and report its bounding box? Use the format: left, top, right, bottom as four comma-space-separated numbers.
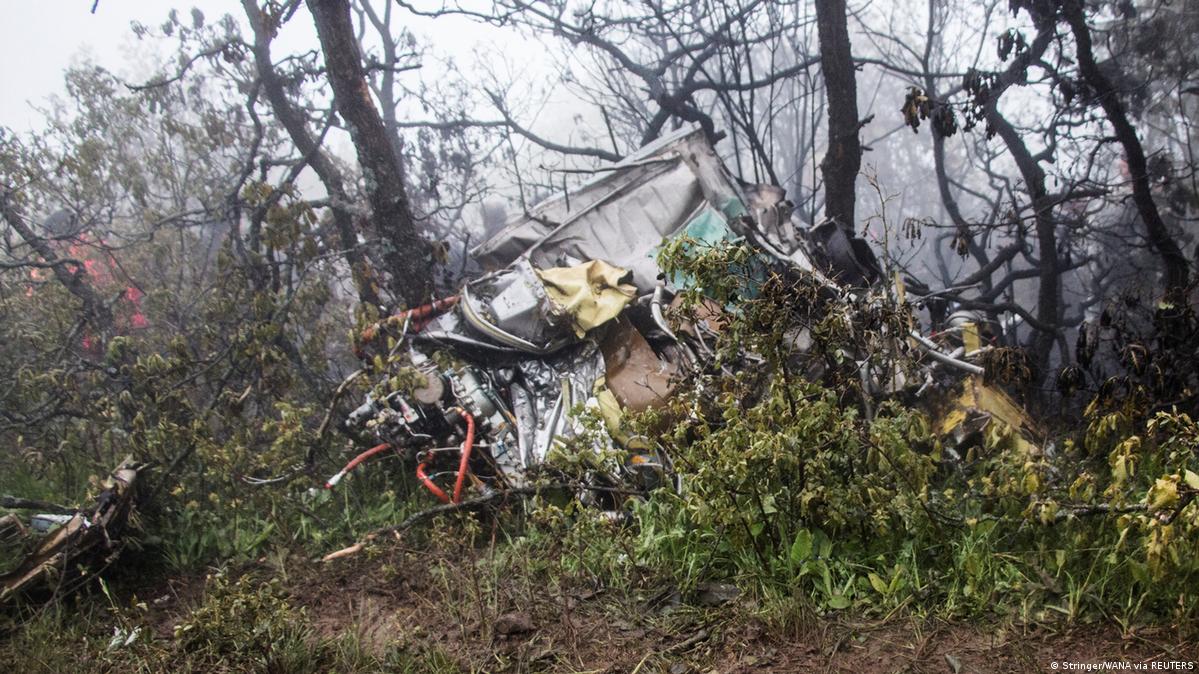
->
0, 195, 113, 332
308, 0, 433, 308
815, 0, 862, 232
1060, 0, 1189, 292
242, 0, 381, 309
980, 13, 1060, 381
987, 107, 1060, 377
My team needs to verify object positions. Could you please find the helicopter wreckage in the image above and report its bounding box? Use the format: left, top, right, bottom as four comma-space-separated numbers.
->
0, 125, 1033, 600
333, 124, 1027, 510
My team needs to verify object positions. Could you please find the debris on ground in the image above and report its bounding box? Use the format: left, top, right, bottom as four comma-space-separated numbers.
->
334, 124, 1021, 513
0, 456, 140, 603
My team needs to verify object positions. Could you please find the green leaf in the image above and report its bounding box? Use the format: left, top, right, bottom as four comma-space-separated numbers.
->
868, 572, 888, 595
827, 594, 851, 609
814, 529, 832, 558
790, 529, 813, 565
1129, 561, 1150, 586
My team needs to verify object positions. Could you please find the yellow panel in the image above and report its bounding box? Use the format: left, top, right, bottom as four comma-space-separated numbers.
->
962, 321, 980, 354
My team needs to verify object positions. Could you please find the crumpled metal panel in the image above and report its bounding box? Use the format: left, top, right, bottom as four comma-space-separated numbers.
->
472, 156, 696, 275
526, 160, 704, 291
472, 125, 777, 294
460, 259, 571, 353
511, 343, 608, 470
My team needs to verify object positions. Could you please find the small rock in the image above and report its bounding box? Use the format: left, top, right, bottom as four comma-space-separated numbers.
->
742, 619, 765, 641
695, 582, 741, 607
669, 662, 690, 674
493, 611, 535, 636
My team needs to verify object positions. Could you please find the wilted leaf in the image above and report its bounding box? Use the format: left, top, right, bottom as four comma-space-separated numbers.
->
1146, 476, 1179, 512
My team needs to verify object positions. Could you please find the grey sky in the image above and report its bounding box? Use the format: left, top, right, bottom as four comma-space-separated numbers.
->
0, 2, 230, 131
0, 1, 549, 134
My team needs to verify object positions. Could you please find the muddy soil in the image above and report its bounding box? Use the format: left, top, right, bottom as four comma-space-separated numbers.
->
130, 544, 1196, 674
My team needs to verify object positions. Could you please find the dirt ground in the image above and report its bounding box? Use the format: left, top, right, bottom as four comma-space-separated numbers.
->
132, 545, 1197, 674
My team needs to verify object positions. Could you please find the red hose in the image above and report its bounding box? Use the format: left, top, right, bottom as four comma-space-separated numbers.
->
357, 296, 459, 356
451, 409, 476, 504
414, 409, 476, 504
416, 460, 451, 503
324, 443, 393, 489
406, 295, 459, 332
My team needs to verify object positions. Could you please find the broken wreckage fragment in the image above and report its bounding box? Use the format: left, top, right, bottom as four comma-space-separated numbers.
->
0, 456, 139, 604
338, 124, 1010, 507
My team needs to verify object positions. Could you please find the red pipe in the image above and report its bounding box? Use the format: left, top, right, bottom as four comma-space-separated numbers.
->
414, 409, 476, 504
416, 460, 451, 503
451, 409, 476, 504
324, 443, 393, 489
408, 295, 459, 332
358, 296, 459, 353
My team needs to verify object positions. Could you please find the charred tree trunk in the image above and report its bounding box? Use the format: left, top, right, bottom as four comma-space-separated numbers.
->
308, 0, 433, 308
1060, 0, 1190, 292
815, 0, 862, 232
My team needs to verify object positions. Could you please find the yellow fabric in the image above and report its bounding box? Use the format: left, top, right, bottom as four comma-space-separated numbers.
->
536, 261, 637, 337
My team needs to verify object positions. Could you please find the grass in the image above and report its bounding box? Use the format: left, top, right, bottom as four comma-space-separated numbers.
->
2, 516, 1196, 673
0, 567, 467, 674
3, 419, 1197, 672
